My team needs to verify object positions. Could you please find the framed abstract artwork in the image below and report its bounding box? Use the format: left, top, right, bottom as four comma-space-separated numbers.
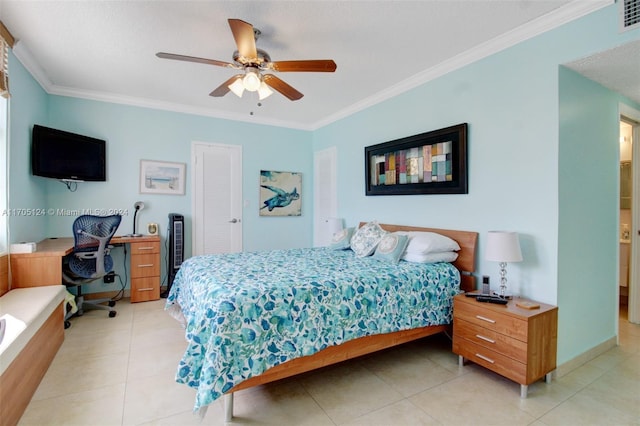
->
259, 170, 302, 216
365, 123, 468, 195
139, 160, 186, 195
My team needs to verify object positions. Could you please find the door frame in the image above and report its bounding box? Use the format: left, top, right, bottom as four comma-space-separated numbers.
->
191, 141, 243, 256
620, 103, 640, 324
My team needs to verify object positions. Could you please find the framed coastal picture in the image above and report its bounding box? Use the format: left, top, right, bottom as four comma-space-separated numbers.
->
259, 170, 302, 216
139, 160, 186, 195
365, 123, 468, 195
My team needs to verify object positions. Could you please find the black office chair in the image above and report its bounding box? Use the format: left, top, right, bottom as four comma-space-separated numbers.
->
63, 214, 122, 320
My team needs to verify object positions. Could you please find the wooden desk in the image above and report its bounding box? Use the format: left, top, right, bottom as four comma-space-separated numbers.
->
10, 235, 161, 302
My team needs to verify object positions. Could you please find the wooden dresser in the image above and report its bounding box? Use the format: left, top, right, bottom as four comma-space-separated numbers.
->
452, 293, 558, 397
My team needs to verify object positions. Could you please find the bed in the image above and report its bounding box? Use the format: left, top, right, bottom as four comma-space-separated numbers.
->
166, 223, 478, 420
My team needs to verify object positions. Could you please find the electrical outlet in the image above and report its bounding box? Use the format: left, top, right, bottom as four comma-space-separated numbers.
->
103, 272, 115, 283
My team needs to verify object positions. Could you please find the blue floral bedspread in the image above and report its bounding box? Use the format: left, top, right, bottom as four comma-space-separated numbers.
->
165, 247, 460, 411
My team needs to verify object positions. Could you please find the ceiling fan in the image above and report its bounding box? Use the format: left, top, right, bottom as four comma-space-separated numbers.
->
156, 19, 337, 101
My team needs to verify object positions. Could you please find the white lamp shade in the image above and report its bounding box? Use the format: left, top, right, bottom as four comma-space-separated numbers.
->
485, 231, 523, 262
228, 78, 245, 97
258, 82, 273, 100
326, 217, 343, 237
242, 70, 261, 91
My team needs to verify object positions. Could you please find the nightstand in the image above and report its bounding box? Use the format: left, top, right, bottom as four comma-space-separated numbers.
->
452, 293, 558, 397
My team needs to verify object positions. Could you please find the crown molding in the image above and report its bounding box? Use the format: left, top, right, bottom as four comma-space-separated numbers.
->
12, 40, 53, 92
48, 84, 313, 130
310, 0, 613, 130
12, 0, 611, 132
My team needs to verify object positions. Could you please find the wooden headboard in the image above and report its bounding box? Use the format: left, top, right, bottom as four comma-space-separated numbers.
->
359, 222, 478, 292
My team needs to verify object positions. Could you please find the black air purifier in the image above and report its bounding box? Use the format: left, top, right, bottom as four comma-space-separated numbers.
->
161, 213, 184, 298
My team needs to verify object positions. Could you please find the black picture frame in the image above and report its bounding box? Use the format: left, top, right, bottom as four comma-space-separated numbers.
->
365, 123, 468, 196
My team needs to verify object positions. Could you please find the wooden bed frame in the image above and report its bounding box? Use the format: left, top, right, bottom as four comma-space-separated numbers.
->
223, 223, 478, 420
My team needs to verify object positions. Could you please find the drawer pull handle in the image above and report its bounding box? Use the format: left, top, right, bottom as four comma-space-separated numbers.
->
476, 315, 496, 323
137, 263, 154, 268
476, 334, 495, 344
476, 353, 495, 364
137, 287, 154, 291
137, 247, 154, 251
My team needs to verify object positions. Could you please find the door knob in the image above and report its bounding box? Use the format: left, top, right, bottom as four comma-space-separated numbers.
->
229, 218, 238, 223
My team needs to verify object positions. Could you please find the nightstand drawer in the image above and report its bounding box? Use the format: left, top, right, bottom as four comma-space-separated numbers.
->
454, 299, 528, 341
454, 318, 528, 362
453, 339, 527, 384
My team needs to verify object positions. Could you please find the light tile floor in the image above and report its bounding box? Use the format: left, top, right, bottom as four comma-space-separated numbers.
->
19, 300, 640, 425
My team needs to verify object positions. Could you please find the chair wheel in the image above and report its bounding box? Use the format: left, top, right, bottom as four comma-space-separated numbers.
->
108, 301, 116, 307
64, 320, 71, 329
109, 311, 117, 318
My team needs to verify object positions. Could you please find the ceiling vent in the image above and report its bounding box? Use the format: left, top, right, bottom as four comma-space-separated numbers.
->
620, 0, 640, 31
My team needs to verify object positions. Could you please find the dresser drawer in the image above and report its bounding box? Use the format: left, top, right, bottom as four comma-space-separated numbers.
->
454, 299, 528, 341
453, 339, 527, 385
131, 276, 160, 303
130, 253, 160, 278
130, 241, 160, 255
453, 318, 527, 362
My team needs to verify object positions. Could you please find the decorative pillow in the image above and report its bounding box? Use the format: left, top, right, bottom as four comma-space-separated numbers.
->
403, 251, 459, 263
350, 221, 387, 257
373, 233, 409, 264
329, 227, 355, 250
397, 231, 460, 255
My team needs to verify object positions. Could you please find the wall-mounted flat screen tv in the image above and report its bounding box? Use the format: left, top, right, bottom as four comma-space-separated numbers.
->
31, 124, 106, 182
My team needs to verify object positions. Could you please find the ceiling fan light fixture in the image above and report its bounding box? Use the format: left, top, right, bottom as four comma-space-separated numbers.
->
228, 78, 245, 97
258, 82, 273, 100
243, 68, 261, 92
158, 19, 336, 102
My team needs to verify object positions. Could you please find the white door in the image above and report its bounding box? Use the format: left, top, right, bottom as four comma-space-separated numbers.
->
192, 142, 242, 256
313, 146, 338, 246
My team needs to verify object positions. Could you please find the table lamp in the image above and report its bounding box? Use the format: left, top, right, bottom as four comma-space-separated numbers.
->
485, 231, 523, 298
132, 201, 145, 237
326, 217, 344, 240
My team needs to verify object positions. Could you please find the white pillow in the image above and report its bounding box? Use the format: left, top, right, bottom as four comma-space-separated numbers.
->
350, 221, 387, 257
397, 231, 460, 254
403, 251, 459, 263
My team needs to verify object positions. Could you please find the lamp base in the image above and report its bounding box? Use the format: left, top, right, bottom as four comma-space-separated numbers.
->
493, 292, 513, 300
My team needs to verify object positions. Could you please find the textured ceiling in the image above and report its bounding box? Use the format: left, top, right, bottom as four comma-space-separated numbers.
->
564, 39, 640, 106
1, 0, 625, 130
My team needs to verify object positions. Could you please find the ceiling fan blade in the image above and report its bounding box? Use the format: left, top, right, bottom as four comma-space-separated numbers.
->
228, 19, 257, 62
156, 52, 234, 68
263, 74, 303, 101
209, 75, 243, 97
268, 60, 337, 73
